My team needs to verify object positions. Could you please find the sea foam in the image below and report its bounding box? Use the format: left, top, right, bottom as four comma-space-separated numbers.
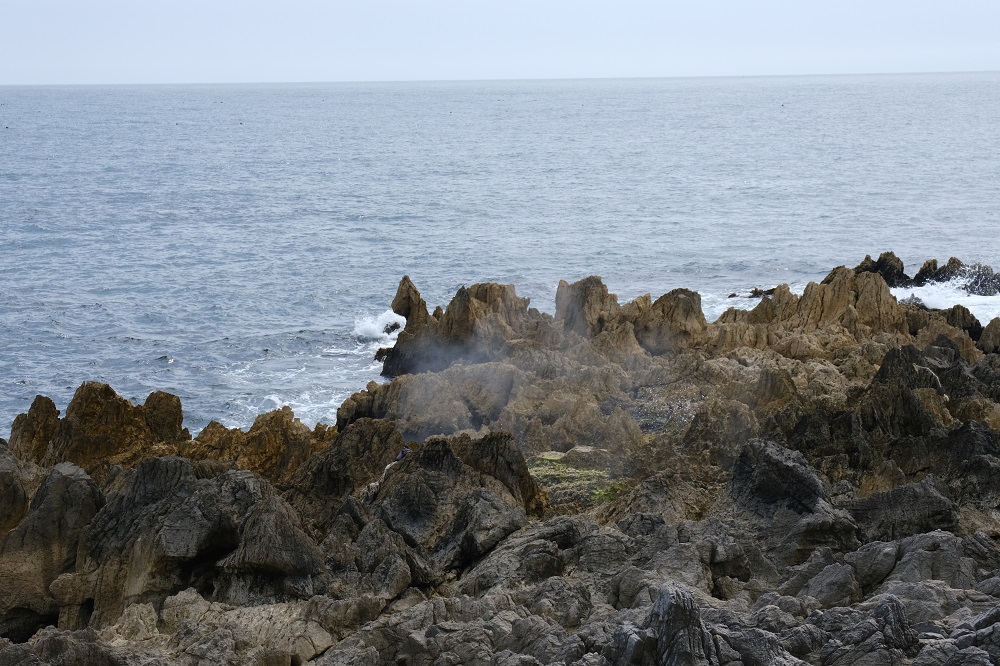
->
892, 280, 1000, 325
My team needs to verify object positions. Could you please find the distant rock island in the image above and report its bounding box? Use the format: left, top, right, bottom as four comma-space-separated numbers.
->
3, 252, 1000, 665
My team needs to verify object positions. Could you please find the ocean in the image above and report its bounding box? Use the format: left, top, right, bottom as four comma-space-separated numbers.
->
2, 72, 999, 437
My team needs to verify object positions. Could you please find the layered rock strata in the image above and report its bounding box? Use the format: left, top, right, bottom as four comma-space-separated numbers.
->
2, 254, 1000, 665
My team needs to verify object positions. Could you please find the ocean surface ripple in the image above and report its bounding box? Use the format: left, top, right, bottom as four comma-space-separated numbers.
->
2, 73, 999, 435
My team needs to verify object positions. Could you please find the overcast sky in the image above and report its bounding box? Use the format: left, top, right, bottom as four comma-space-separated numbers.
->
1, 0, 998, 85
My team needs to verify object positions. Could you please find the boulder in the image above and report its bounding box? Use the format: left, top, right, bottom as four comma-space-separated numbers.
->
644, 583, 719, 665
819, 596, 919, 665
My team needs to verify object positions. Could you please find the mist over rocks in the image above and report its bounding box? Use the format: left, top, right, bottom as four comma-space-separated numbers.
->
3, 255, 1000, 664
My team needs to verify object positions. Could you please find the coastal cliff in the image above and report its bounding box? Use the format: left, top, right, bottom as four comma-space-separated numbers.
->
3, 253, 1000, 665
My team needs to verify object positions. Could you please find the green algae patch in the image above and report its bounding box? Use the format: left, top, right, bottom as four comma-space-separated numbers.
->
528, 457, 623, 515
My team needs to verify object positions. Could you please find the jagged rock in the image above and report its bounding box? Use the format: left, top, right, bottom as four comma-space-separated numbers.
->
23, 627, 128, 666
845, 478, 958, 542
373, 437, 530, 574
5, 260, 1000, 664
914, 258, 966, 286
555, 276, 620, 338
854, 251, 911, 288
730, 439, 859, 564
645, 583, 719, 665
7, 395, 60, 465
979, 318, 1000, 354
0, 463, 104, 643
52, 457, 323, 629
284, 418, 406, 537
377, 276, 538, 376
0, 445, 28, 537
943, 304, 983, 342
31, 383, 192, 478
184, 407, 334, 485
632, 289, 710, 354
819, 596, 919, 665
915, 258, 1000, 295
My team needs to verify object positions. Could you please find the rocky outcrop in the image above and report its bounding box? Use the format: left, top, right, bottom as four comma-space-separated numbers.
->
184, 406, 335, 484
0, 463, 104, 643
3, 255, 1000, 664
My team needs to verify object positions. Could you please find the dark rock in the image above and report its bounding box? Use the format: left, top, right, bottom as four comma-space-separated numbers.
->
284, 418, 406, 537
844, 478, 958, 542
644, 583, 719, 665
54, 456, 322, 628
0, 464, 104, 643
854, 251, 912, 288
820, 596, 919, 665
0, 445, 28, 537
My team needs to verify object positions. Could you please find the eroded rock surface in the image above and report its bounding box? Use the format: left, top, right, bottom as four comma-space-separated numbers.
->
3, 255, 1000, 665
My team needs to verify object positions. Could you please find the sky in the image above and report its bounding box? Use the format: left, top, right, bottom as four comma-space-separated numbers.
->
1, 0, 998, 85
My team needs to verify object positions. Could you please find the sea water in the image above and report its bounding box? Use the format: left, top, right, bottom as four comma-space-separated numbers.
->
2, 73, 999, 436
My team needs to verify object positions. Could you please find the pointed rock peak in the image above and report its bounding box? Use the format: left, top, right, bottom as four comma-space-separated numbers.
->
555, 276, 620, 337
391, 275, 428, 321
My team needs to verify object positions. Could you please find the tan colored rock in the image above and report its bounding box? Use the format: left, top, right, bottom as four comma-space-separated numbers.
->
379, 276, 540, 376
978, 317, 1000, 354
184, 407, 334, 485
633, 288, 709, 354
8, 395, 60, 465
555, 275, 620, 338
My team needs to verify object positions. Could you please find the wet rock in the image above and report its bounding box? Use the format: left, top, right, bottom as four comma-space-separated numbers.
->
853, 251, 911, 288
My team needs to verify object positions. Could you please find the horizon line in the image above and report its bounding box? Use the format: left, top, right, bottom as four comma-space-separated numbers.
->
2, 68, 998, 88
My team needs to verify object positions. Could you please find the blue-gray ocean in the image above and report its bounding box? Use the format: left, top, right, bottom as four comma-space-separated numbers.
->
2, 73, 999, 437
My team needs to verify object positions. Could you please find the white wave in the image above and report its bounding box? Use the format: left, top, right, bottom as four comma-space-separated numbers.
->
353, 309, 406, 344
892, 281, 1000, 324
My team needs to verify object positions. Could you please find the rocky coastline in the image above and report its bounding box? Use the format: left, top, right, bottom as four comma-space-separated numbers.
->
3, 252, 1000, 665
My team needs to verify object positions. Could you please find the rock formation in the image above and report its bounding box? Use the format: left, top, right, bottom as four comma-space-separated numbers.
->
3, 254, 1000, 665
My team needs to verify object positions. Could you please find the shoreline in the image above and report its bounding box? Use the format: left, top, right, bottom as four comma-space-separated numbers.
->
2, 252, 1000, 663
